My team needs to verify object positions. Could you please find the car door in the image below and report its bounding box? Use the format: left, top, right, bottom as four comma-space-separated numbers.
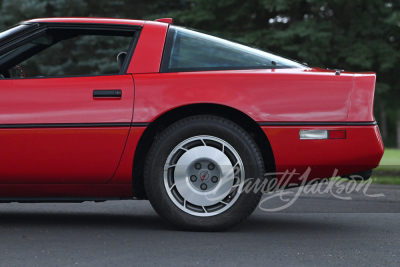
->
0, 24, 138, 184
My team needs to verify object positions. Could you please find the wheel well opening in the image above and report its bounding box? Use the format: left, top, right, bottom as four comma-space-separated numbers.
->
132, 104, 276, 199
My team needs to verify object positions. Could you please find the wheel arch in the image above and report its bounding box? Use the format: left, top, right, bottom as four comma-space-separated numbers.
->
132, 103, 275, 199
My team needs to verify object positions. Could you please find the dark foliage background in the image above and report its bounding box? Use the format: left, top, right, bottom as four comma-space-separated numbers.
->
1, 0, 400, 146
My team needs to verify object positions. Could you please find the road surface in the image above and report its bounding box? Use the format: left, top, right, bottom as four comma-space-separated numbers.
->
0, 183, 399, 266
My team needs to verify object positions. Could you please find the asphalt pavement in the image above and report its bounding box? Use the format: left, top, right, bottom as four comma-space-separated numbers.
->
0, 183, 399, 266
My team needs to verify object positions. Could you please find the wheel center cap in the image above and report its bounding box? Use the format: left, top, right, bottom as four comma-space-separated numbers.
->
199, 170, 210, 181
173, 146, 235, 206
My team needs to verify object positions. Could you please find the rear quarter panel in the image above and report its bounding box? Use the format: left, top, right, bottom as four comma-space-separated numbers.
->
127, 70, 382, 183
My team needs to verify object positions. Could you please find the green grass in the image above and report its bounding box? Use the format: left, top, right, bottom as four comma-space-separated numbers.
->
376, 148, 400, 171
370, 176, 400, 185
372, 148, 400, 185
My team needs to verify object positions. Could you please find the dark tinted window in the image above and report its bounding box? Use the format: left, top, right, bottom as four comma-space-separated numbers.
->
0, 28, 135, 78
161, 26, 304, 72
20, 34, 133, 77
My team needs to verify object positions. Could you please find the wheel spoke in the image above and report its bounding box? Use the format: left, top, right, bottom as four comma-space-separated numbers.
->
164, 164, 176, 171
202, 206, 208, 213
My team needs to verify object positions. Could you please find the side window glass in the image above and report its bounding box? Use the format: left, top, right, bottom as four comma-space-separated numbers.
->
0, 28, 135, 78
162, 27, 304, 72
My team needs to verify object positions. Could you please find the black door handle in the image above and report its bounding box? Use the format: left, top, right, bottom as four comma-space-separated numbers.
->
93, 90, 122, 98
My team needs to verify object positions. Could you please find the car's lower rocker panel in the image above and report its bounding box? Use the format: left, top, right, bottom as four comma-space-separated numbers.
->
0, 197, 123, 203
0, 184, 133, 198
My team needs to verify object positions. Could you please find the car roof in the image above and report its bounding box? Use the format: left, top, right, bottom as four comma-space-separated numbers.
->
25, 18, 146, 26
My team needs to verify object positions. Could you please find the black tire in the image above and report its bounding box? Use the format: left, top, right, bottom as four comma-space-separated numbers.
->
144, 115, 265, 231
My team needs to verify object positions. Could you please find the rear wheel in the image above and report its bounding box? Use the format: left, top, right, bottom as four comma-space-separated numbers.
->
144, 116, 265, 231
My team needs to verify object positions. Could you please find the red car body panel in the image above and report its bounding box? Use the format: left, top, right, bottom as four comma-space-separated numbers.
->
347, 73, 376, 122
0, 18, 384, 198
131, 69, 354, 123
0, 76, 134, 184
264, 125, 384, 182
110, 127, 147, 184
0, 127, 130, 184
0, 75, 134, 124
128, 21, 168, 74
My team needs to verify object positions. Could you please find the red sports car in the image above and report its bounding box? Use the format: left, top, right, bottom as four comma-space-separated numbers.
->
0, 17, 384, 231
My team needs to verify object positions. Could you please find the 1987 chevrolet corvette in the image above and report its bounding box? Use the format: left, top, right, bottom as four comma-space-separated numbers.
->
0, 17, 384, 230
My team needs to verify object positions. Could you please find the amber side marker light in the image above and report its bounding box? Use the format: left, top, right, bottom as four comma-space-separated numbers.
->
300, 130, 346, 139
